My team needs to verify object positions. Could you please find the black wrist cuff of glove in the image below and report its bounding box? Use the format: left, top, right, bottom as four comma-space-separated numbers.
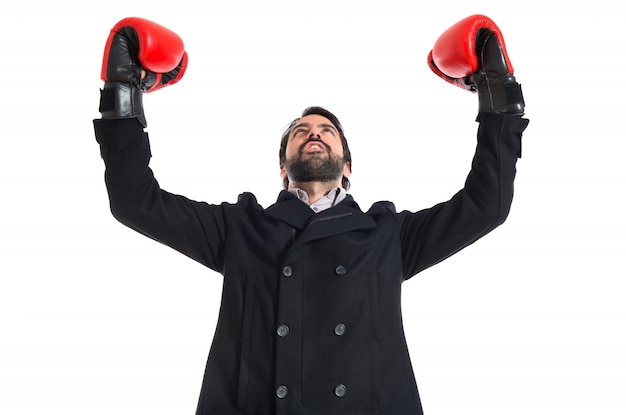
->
99, 82, 147, 127
476, 74, 525, 116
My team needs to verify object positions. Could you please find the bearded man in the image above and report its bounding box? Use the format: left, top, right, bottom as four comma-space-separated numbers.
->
94, 14, 529, 415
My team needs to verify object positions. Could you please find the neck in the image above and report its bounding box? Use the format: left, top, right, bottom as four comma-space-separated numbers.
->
289, 181, 342, 205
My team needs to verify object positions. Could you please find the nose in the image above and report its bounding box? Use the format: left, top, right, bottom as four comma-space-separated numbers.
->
308, 132, 321, 141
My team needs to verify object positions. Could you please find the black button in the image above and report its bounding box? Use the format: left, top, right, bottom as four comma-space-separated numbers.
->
276, 385, 288, 398
282, 266, 293, 277
335, 265, 347, 275
277, 325, 290, 337
334, 384, 347, 397
334, 323, 346, 336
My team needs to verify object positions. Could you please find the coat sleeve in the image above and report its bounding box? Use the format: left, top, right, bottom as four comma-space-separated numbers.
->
399, 112, 529, 278
93, 118, 235, 273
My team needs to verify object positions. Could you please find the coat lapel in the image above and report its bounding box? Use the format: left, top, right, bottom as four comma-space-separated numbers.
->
265, 191, 377, 244
265, 190, 315, 230
298, 197, 377, 244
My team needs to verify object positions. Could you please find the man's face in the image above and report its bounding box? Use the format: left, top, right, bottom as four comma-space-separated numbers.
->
280, 114, 351, 187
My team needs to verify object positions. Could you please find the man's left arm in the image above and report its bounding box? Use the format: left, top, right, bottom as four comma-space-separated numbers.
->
400, 15, 530, 278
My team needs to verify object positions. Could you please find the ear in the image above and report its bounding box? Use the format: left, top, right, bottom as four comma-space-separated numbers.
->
342, 162, 351, 179
280, 163, 287, 180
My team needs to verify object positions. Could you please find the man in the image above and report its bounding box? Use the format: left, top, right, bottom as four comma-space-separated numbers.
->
94, 15, 529, 415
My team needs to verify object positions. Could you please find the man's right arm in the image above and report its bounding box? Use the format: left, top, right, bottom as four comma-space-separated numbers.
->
94, 118, 233, 272
93, 18, 231, 272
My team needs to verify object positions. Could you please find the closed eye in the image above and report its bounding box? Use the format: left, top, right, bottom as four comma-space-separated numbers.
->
320, 124, 338, 135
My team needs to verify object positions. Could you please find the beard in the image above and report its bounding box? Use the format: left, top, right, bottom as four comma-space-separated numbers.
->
283, 142, 345, 184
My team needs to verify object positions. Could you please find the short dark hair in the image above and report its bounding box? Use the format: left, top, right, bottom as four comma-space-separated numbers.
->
279, 106, 352, 190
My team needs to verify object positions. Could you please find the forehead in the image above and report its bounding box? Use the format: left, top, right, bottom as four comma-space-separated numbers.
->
293, 114, 335, 129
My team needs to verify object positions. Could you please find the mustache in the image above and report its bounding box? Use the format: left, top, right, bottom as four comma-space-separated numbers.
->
299, 137, 331, 154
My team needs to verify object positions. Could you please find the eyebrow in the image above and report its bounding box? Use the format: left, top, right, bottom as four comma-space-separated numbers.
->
291, 122, 338, 134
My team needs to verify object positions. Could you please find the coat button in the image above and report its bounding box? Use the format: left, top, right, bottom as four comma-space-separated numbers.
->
277, 325, 290, 337
276, 385, 288, 398
334, 384, 347, 397
334, 265, 347, 275
282, 266, 293, 277
334, 323, 346, 336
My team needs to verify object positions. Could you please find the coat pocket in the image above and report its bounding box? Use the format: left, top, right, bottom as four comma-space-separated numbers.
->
237, 273, 257, 412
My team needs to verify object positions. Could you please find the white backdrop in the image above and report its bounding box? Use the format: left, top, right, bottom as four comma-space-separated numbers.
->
1, 0, 624, 414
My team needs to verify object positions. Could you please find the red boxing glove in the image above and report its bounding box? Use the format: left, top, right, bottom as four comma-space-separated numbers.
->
100, 17, 188, 93
427, 14, 512, 91
427, 14, 524, 115
98, 17, 188, 126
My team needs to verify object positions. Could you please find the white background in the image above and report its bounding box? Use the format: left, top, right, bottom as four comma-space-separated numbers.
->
1, 0, 624, 414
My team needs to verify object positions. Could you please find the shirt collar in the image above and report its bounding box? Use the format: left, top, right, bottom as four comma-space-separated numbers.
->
288, 187, 347, 213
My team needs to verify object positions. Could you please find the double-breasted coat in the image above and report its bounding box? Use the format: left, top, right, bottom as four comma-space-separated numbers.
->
93, 112, 529, 415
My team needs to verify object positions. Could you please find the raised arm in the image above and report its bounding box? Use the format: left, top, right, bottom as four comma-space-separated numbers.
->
93, 17, 231, 272
402, 15, 530, 278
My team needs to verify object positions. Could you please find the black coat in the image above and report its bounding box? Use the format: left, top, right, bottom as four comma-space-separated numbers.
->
93, 112, 528, 415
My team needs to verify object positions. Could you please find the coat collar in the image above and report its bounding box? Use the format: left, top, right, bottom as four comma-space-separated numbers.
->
265, 190, 377, 243
265, 190, 315, 229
